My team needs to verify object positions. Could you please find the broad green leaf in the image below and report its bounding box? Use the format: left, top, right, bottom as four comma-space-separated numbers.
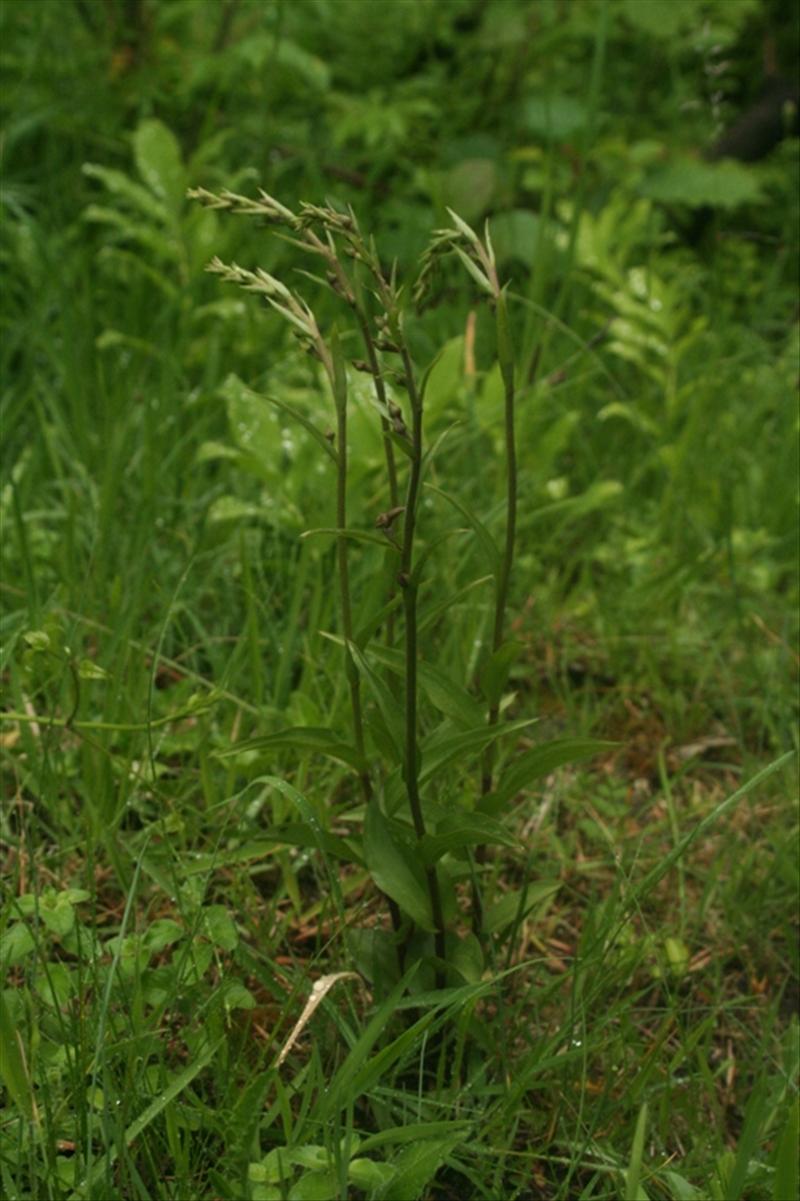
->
143, 919, 184, 955
450, 931, 484, 984
214, 726, 367, 774
289, 1171, 337, 1200
220, 980, 255, 1011
420, 718, 535, 785
640, 157, 764, 210
221, 373, 284, 476
485, 882, 561, 934
367, 644, 484, 730
202, 905, 238, 951
662, 1171, 701, 1200
523, 95, 587, 139
221, 374, 338, 465
207, 496, 263, 524
78, 658, 108, 680
422, 335, 464, 424
22, 629, 49, 651
39, 892, 77, 937
481, 738, 616, 813
442, 160, 497, 223
480, 640, 523, 708
488, 209, 541, 267
1, 923, 35, 967
348, 1159, 395, 1190
620, 0, 699, 38
133, 118, 186, 211
364, 805, 434, 931
378, 1135, 465, 1201
288, 1147, 328, 1171
35, 962, 74, 1008
419, 813, 519, 864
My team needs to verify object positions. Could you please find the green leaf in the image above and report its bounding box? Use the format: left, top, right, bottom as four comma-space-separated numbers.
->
728, 1076, 770, 1200
377, 1135, 464, 1201
348, 1159, 395, 1190
0, 989, 35, 1119
522, 95, 587, 139
220, 374, 285, 477
453, 244, 493, 295
39, 891, 77, 937
662, 1171, 701, 1201
420, 813, 519, 864
346, 642, 404, 764
422, 335, 464, 424
485, 882, 561, 934
78, 658, 109, 680
425, 484, 500, 575
143, 919, 184, 955
420, 718, 535, 786
620, 0, 698, 38
480, 640, 523, 708
624, 1103, 649, 1201
319, 965, 422, 1120
22, 629, 50, 652
450, 932, 484, 984
214, 726, 367, 774
221, 374, 338, 465
442, 160, 497, 224
364, 806, 434, 931
82, 162, 168, 223
35, 962, 74, 1009
773, 1097, 799, 1201
202, 905, 238, 951
367, 645, 484, 730
289, 1171, 338, 1200
488, 209, 541, 267
265, 822, 363, 866
1, 923, 36, 966
640, 157, 764, 210
133, 118, 186, 211
302, 527, 395, 550
481, 738, 616, 814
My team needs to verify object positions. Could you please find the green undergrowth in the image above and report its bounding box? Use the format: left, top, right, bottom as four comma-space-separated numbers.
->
1, 1, 798, 1199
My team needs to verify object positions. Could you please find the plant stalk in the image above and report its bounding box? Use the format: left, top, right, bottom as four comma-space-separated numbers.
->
398, 343, 446, 982
475, 292, 517, 933
331, 337, 405, 947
